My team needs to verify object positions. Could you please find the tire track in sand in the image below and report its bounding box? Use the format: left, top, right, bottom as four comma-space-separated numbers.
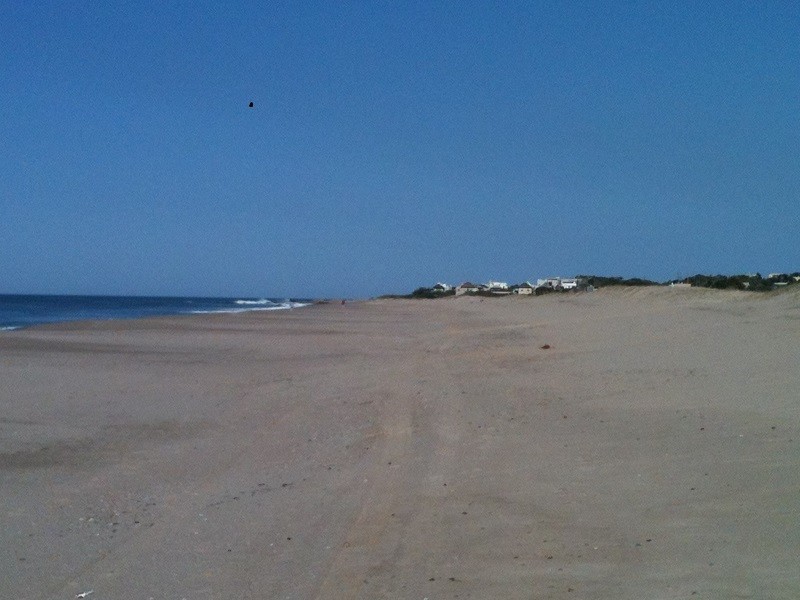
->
310, 326, 469, 599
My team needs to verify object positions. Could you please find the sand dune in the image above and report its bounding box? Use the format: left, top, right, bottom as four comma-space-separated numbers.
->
1, 288, 798, 599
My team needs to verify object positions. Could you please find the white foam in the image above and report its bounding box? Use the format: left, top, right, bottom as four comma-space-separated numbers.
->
287, 301, 312, 309
235, 299, 275, 306
1, 326, 20, 331
190, 302, 311, 315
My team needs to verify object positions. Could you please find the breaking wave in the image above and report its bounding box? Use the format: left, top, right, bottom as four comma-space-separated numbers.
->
190, 301, 311, 315
234, 299, 275, 306
0, 295, 314, 330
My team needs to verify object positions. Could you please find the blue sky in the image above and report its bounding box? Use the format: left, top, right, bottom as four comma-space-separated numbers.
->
2, 1, 798, 298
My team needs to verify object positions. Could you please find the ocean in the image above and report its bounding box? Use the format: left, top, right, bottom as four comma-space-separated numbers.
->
0, 295, 313, 331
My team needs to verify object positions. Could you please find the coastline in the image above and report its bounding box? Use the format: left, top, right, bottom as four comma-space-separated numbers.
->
0, 294, 315, 332
2, 288, 799, 599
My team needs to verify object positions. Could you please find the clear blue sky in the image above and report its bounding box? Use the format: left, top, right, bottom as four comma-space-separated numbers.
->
2, 1, 798, 298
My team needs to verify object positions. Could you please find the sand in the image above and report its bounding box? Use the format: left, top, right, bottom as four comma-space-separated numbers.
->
1, 287, 799, 599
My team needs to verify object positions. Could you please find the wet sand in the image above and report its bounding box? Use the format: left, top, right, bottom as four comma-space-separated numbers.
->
1, 287, 799, 599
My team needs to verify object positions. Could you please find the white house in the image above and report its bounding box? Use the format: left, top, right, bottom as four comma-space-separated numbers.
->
456, 282, 480, 295
534, 277, 583, 290
536, 277, 562, 289
486, 281, 511, 295
432, 282, 452, 292
513, 282, 535, 295
560, 278, 578, 290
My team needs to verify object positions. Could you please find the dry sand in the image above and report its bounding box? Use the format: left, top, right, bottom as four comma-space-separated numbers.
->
1, 287, 799, 599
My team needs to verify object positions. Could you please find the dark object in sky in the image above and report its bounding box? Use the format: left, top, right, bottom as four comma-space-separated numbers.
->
248, 101, 254, 108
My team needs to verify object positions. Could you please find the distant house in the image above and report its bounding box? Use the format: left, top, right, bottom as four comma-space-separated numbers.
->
456, 282, 480, 295
486, 281, 511, 295
536, 277, 562, 289
512, 282, 534, 295
432, 282, 452, 292
560, 278, 578, 290
533, 277, 587, 291
534, 277, 582, 290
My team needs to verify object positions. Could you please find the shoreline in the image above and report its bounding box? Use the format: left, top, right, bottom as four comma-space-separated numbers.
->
0, 296, 319, 333
3, 284, 797, 333
2, 288, 799, 599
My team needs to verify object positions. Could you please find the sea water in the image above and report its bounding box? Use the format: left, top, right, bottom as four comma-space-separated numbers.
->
0, 295, 312, 331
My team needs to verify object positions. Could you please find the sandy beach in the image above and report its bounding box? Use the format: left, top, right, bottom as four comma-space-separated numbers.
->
1, 287, 799, 600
